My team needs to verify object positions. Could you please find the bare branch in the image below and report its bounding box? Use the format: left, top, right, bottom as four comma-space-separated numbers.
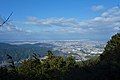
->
0, 12, 13, 27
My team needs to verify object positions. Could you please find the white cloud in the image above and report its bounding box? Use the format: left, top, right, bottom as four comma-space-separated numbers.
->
0, 17, 32, 33
92, 5, 104, 11
114, 27, 120, 30
1, 6, 120, 36
26, 17, 78, 27
25, 6, 120, 35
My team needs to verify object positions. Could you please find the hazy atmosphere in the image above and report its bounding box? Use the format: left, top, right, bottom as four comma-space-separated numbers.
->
0, 0, 120, 41
1, 0, 120, 80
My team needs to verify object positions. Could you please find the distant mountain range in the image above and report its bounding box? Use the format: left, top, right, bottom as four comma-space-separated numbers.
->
0, 42, 64, 64
0, 41, 105, 64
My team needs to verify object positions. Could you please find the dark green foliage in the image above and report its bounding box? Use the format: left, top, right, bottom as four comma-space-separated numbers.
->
100, 33, 120, 63
6, 54, 16, 71
0, 67, 28, 80
1, 33, 120, 80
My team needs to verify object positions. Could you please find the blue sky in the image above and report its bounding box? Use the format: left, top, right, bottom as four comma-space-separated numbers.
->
0, 0, 120, 41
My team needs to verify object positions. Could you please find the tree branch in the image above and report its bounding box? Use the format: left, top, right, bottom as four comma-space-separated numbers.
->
0, 12, 13, 27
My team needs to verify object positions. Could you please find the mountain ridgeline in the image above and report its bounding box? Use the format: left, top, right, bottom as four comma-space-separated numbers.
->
0, 33, 120, 80
0, 43, 63, 64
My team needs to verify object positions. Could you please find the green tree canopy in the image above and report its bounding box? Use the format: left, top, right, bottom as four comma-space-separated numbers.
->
100, 33, 120, 63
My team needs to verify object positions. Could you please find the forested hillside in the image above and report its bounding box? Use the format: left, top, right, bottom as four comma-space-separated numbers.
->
0, 43, 61, 64
0, 33, 120, 80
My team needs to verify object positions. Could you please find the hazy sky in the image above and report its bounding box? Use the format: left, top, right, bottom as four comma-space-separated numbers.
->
0, 0, 120, 41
